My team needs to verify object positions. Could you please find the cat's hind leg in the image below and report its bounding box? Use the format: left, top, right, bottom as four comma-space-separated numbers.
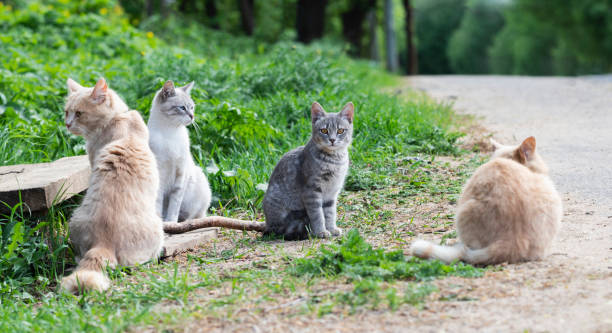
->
180, 169, 211, 221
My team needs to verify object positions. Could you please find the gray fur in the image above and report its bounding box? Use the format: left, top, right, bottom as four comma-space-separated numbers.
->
263, 102, 354, 240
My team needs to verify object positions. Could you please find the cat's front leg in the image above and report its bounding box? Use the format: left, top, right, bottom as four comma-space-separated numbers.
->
303, 194, 331, 238
165, 174, 188, 222
323, 199, 342, 236
155, 186, 165, 219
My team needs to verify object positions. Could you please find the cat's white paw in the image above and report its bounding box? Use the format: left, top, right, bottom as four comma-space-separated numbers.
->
315, 230, 332, 238
329, 227, 343, 236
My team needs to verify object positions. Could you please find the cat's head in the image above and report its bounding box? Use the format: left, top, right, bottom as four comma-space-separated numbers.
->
151, 80, 195, 126
491, 136, 548, 174
311, 102, 354, 152
64, 77, 128, 137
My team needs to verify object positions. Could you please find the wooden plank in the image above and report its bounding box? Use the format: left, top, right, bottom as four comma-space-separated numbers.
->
161, 228, 218, 258
0, 155, 90, 212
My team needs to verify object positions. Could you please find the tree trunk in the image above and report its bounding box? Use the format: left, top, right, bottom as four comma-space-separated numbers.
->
341, 2, 372, 56
296, 0, 328, 44
384, 0, 399, 72
161, 0, 173, 19
206, 0, 220, 29
238, 0, 255, 36
146, 0, 154, 16
367, 9, 380, 61
402, 0, 418, 74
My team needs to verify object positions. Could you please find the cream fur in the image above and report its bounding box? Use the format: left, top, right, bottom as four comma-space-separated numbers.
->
59, 78, 164, 294
411, 137, 562, 265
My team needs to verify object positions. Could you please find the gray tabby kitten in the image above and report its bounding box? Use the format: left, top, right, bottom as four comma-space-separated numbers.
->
148, 80, 211, 222
263, 102, 354, 240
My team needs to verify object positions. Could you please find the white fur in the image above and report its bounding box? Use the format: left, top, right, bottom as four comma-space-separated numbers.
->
148, 83, 211, 222
410, 240, 465, 263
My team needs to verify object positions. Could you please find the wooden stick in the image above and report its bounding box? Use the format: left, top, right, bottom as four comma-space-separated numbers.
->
163, 216, 266, 234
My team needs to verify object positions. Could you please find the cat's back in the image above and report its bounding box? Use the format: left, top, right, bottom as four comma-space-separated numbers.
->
462, 158, 554, 202
94, 111, 158, 188
268, 145, 305, 185
458, 157, 561, 240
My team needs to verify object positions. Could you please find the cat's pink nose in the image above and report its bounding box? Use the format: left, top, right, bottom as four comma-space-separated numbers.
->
65, 123, 71, 128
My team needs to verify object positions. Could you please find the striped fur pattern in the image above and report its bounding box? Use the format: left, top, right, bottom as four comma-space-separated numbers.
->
263, 102, 354, 240
411, 137, 562, 265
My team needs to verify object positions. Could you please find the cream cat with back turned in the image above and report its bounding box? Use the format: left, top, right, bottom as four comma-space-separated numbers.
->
148, 80, 211, 222
411, 137, 562, 265
60, 78, 163, 293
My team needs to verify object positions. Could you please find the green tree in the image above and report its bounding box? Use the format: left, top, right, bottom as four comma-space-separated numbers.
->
490, 0, 612, 75
413, 0, 466, 74
447, 0, 505, 74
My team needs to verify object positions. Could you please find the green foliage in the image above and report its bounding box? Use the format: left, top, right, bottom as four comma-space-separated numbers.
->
292, 229, 482, 313
291, 229, 483, 281
490, 0, 612, 75
447, 0, 505, 74
413, 0, 467, 74
0, 197, 75, 298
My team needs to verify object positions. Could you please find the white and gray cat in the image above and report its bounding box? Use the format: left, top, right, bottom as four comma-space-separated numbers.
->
148, 80, 211, 222
263, 102, 354, 240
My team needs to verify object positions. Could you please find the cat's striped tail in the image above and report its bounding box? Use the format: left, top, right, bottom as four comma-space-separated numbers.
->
410, 239, 494, 264
59, 246, 116, 294
163, 216, 266, 234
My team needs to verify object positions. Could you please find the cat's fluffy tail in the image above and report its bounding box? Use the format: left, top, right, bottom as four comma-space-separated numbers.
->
410, 240, 466, 263
59, 246, 116, 294
410, 240, 496, 264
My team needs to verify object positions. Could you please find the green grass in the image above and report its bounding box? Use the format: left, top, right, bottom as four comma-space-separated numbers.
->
0, 0, 481, 330
1, 230, 483, 331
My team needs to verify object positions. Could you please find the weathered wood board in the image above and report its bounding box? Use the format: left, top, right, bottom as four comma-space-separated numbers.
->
0, 155, 90, 212
162, 228, 218, 258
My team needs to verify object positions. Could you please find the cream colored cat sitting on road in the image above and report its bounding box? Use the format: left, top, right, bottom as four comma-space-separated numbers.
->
411, 137, 562, 265
60, 78, 163, 294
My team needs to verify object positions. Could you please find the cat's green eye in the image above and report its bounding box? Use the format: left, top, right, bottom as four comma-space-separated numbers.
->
75, 111, 82, 118
320, 128, 328, 134
337, 129, 345, 134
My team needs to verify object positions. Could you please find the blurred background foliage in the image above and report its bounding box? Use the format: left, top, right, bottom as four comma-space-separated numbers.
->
113, 0, 611, 75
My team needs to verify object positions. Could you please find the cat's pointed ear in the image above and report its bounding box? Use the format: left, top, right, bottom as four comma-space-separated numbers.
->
90, 77, 108, 105
490, 138, 504, 151
67, 78, 83, 93
311, 102, 326, 124
339, 102, 354, 124
181, 81, 195, 94
517, 136, 536, 163
161, 80, 176, 100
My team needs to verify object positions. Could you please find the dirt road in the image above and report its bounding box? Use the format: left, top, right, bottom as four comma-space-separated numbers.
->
403, 76, 612, 332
